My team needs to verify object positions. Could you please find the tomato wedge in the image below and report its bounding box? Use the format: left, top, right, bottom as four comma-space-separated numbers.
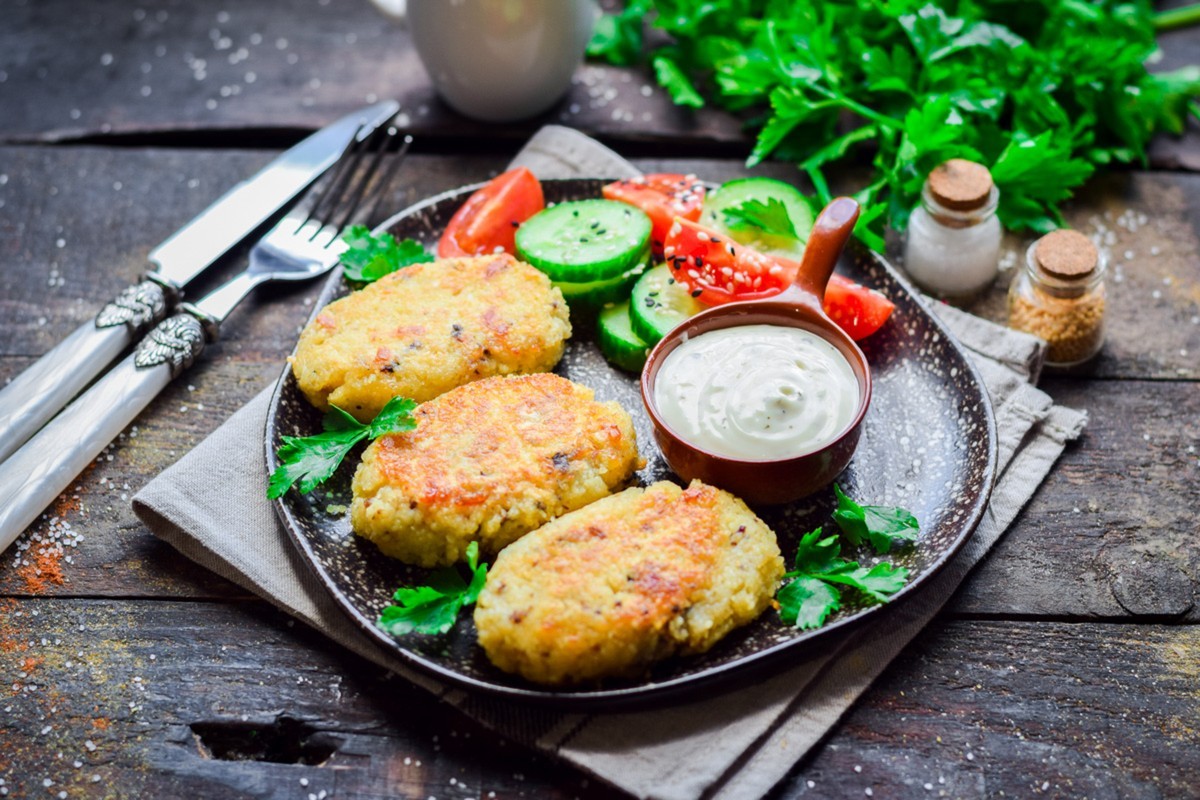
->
437, 167, 544, 258
602, 173, 705, 254
663, 218, 791, 305
824, 274, 895, 341
664, 219, 895, 340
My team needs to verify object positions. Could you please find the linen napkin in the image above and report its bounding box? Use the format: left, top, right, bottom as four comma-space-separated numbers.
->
133, 126, 1086, 800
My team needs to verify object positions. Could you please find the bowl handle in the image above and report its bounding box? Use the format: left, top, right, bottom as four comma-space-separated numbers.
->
790, 197, 860, 306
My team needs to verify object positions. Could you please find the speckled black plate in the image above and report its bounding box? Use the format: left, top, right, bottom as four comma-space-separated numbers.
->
266, 178, 997, 708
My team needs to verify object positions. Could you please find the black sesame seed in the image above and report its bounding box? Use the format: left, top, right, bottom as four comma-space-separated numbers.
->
691, 289, 703, 298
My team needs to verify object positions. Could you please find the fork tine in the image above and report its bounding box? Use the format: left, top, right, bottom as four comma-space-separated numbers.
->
362, 134, 414, 226
323, 126, 406, 236
290, 122, 368, 236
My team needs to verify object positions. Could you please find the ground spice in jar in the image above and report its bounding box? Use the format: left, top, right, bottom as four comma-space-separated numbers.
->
1008, 229, 1107, 367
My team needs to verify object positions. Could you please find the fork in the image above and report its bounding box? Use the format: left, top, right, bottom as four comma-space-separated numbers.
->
0, 125, 413, 552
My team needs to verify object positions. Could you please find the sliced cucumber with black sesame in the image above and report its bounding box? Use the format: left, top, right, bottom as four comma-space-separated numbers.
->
515, 199, 652, 283
597, 300, 650, 373
700, 177, 815, 261
629, 262, 705, 345
555, 256, 649, 316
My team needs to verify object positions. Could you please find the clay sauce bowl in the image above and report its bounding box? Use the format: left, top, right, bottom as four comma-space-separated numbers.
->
640, 197, 872, 505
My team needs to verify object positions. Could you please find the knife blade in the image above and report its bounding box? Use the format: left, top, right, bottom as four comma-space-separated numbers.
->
0, 100, 400, 464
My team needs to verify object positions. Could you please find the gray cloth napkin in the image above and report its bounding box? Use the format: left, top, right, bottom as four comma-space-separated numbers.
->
133, 126, 1087, 800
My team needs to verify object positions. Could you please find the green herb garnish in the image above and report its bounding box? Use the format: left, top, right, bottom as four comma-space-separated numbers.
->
267, 396, 417, 499
589, 0, 1200, 247
722, 198, 798, 238
777, 528, 909, 629
341, 225, 434, 284
832, 484, 919, 554
378, 541, 488, 636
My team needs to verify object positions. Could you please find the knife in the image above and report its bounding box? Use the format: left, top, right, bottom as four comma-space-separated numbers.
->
0, 100, 400, 464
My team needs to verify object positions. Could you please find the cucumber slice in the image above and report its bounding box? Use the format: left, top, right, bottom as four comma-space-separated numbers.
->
515, 199, 652, 283
629, 262, 705, 345
597, 301, 650, 373
555, 256, 649, 316
699, 177, 815, 261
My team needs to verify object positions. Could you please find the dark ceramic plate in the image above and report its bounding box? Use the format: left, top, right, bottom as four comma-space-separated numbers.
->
266, 178, 997, 708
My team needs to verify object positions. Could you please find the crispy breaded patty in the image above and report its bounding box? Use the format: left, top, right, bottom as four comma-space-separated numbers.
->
350, 373, 643, 568
291, 253, 571, 422
474, 480, 784, 685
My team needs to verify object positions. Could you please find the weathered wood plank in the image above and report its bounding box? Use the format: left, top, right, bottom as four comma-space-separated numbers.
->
954, 376, 1200, 623
0, 0, 742, 152
2, 599, 1196, 799
770, 617, 1200, 799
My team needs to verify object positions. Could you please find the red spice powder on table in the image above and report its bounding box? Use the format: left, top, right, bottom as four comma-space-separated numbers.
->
16, 544, 66, 594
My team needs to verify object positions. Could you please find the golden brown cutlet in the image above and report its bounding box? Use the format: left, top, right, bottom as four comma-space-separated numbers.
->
473, 480, 784, 685
350, 372, 643, 568
290, 253, 571, 422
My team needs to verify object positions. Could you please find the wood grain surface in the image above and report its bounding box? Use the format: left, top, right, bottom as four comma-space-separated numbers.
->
2, 3, 1199, 798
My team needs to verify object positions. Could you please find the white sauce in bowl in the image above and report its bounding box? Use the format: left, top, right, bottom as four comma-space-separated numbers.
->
652, 324, 860, 461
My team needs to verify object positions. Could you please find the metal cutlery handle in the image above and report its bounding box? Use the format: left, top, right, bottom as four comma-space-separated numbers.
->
0, 311, 205, 551
0, 279, 172, 464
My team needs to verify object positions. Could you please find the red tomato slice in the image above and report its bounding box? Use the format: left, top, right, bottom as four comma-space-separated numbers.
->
663, 218, 791, 305
665, 219, 895, 339
437, 167, 544, 258
824, 274, 895, 341
602, 173, 705, 253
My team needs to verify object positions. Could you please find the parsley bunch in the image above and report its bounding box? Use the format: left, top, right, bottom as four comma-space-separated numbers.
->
340, 225, 433, 284
590, 0, 1200, 248
378, 542, 488, 636
267, 396, 418, 499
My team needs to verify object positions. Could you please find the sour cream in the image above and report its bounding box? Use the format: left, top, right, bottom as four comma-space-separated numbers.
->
652, 324, 860, 461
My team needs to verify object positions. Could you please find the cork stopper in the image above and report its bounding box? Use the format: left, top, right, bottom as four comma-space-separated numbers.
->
1034, 229, 1098, 280
927, 159, 994, 211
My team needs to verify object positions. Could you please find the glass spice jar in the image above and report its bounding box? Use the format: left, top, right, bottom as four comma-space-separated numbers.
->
902, 158, 1002, 301
1007, 228, 1107, 367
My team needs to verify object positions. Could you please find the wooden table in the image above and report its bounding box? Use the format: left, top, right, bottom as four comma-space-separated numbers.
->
2, 2, 1198, 798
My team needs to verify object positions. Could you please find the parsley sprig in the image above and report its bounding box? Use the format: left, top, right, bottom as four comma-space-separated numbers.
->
267, 396, 417, 499
340, 225, 433, 284
776, 485, 918, 629
831, 484, 919, 554
589, 0, 1200, 247
378, 542, 488, 636
722, 198, 798, 238
777, 529, 909, 629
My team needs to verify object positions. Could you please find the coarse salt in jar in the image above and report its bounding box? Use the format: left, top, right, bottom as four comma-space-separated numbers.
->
1007, 228, 1107, 368
902, 158, 1002, 300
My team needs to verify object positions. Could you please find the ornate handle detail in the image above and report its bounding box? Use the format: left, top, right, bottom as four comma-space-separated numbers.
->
133, 313, 208, 375
95, 279, 169, 332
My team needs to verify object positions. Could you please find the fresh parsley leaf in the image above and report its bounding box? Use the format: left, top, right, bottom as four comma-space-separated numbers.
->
777, 527, 908, 630
722, 198, 797, 238
586, 0, 651, 66
777, 576, 841, 629
831, 484, 919, 554
340, 225, 433, 284
653, 53, 704, 108
789, 527, 844, 576
377, 541, 488, 636
267, 395, 418, 499
819, 561, 910, 603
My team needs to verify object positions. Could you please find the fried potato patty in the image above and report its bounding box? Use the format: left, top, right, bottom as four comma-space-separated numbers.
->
474, 480, 784, 685
351, 373, 643, 568
291, 254, 571, 422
